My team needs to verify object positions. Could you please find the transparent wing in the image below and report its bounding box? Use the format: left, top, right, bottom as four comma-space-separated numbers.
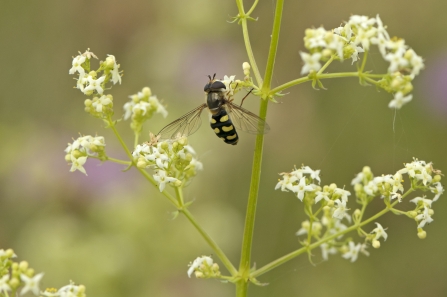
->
157, 103, 207, 139
225, 101, 270, 135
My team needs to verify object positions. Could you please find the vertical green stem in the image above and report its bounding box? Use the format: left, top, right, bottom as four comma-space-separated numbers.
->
237, 0, 283, 296
261, 0, 283, 93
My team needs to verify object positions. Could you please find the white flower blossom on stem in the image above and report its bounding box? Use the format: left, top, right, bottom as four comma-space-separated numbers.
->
410, 197, 433, 208
106, 54, 122, 84
69, 155, 88, 175
388, 92, 412, 109
292, 177, 314, 201
69, 55, 86, 76
20, 273, 44, 296
314, 190, 331, 204
321, 243, 338, 261
333, 199, 349, 219
92, 95, 112, 112
300, 52, 322, 75
83, 75, 105, 95
302, 166, 321, 184
275, 173, 298, 192
342, 241, 362, 262
153, 170, 178, 192
0, 275, 11, 294
430, 182, 444, 202
371, 222, 388, 241
415, 206, 434, 228
187, 256, 214, 278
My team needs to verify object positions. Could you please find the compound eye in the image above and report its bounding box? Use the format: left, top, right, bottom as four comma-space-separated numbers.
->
203, 83, 211, 92
211, 81, 226, 90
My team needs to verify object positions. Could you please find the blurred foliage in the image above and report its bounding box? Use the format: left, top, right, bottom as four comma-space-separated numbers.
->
0, 0, 446, 296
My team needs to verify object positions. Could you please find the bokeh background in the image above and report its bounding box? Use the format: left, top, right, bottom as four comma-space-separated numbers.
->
1, 0, 446, 296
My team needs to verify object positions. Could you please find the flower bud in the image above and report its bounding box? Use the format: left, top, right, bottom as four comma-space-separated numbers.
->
417, 229, 427, 239
174, 180, 183, 187
9, 277, 19, 288
88, 71, 97, 79
65, 154, 72, 162
433, 175, 442, 183
142, 87, 152, 97
19, 261, 29, 271
408, 211, 418, 218
85, 99, 92, 107
372, 239, 381, 248
105, 56, 115, 69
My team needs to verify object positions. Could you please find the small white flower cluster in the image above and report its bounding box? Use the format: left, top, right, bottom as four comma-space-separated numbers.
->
41, 281, 86, 297
64, 135, 106, 175
300, 15, 423, 109
187, 255, 221, 279
276, 159, 443, 262
69, 49, 121, 96
352, 160, 442, 238
0, 249, 85, 297
124, 87, 168, 133
133, 136, 202, 192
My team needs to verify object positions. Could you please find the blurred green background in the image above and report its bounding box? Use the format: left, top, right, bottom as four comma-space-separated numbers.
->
1, 0, 446, 296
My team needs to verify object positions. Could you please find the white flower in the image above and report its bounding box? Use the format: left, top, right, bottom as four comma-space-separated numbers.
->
321, 243, 338, 261
123, 101, 135, 120
364, 180, 379, 196
0, 275, 11, 294
106, 55, 121, 84
332, 199, 349, 220
342, 241, 362, 262
153, 170, 177, 192
390, 191, 402, 202
302, 166, 321, 184
385, 50, 408, 73
384, 172, 404, 193
275, 173, 298, 192
353, 27, 377, 50
83, 75, 105, 95
371, 222, 388, 241
92, 95, 112, 112
388, 92, 412, 109
145, 147, 169, 169
20, 273, 44, 296
314, 190, 331, 203
149, 96, 168, 118
349, 15, 376, 29
187, 256, 213, 278
415, 167, 432, 185
349, 43, 364, 64
300, 52, 322, 75
410, 197, 433, 208
415, 206, 434, 228
334, 188, 351, 202
76, 74, 88, 92
69, 55, 86, 76
70, 155, 88, 175
57, 282, 83, 297
430, 182, 444, 202
292, 177, 314, 201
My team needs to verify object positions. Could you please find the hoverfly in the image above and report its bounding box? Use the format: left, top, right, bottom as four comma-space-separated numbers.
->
157, 74, 270, 145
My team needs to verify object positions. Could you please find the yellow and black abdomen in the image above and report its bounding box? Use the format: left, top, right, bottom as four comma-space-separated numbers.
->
210, 109, 239, 145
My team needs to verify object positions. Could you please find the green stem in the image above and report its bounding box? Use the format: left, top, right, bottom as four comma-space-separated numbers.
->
251, 188, 415, 278
237, 1, 283, 295
134, 131, 140, 149
89, 155, 131, 165
317, 55, 335, 75
269, 72, 384, 95
237, 0, 262, 85
261, 0, 283, 94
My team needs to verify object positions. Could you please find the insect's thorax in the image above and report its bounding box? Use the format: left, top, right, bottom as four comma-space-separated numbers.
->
206, 90, 226, 115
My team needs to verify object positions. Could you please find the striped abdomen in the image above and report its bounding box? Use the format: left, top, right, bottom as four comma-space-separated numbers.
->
210, 109, 239, 145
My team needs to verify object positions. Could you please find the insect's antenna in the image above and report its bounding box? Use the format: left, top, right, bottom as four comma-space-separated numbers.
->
212, 73, 216, 80
240, 88, 254, 107
208, 74, 212, 81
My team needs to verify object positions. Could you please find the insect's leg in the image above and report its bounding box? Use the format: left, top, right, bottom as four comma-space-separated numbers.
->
240, 88, 254, 107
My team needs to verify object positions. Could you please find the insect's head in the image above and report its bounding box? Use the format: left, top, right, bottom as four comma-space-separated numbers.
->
204, 73, 226, 93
